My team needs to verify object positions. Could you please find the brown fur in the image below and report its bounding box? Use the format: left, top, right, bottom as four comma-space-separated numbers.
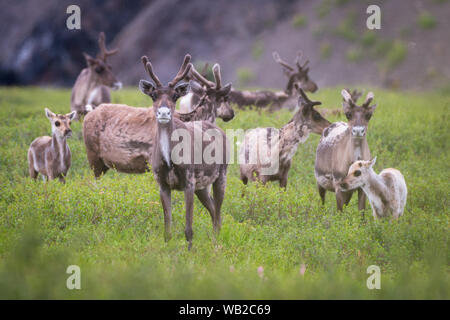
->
28, 109, 76, 182
240, 87, 330, 188
71, 32, 121, 118
139, 54, 228, 249
314, 89, 377, 211
83, 65, 233, 177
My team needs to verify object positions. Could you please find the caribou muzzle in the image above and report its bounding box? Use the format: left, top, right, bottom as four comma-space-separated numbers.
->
156, 106, 172, 124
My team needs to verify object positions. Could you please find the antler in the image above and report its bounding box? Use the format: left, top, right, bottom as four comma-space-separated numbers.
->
200, 63, 209, 78
295, 84, 321, 106
362, 92, 374, 108
212, 64, 222, 89
345, 88, 363, 102
141, 56, 163, 88
190, 64, 215, 88
168, 54, 192, 88
272, 51, 295, 72
98, 32, 118, 60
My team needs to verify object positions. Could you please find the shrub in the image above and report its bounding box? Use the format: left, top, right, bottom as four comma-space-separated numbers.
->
320, 42, 332, 60
292, 14, 307, 28
417, 11, 437, 29
236, 68, 255, 86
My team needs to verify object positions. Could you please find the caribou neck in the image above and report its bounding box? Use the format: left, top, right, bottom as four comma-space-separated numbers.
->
351, 136, 365, 161
279, 118, 309, 165
361, 169, 390, 213
156, 122, 174, 169
51, 133, 68, 170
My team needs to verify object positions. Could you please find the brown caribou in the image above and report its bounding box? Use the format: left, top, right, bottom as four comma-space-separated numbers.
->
83, 61, 233, 177
319, 89, 362, 118
178, 63, 234, 123
228, 50, 318, 110
28, 108, 77, 182
239, 86, 330, 188
139, 54, 229, 249
71, 32, 121, 118
315, 89, 377, 211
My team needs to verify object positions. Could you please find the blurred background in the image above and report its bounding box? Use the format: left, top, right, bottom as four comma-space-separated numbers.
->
0, 0, 449, 90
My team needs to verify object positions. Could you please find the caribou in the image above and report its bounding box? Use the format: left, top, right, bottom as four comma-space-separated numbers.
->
239, 86, 330, 188
314, 89, 377, 211
178, 63, 234, 123
228, 50, 318, 110
83, 61, 233, 177
138, 54, 229, 249
28, 108, 77, 182
71, 32, 122, 118
339, 157, 407, 219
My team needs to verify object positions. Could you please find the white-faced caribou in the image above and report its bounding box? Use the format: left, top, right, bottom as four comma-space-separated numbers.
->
314, 89, 377, 211
82, 61, 233, 177
138, 54, 229, 249
239, 86, 330, 188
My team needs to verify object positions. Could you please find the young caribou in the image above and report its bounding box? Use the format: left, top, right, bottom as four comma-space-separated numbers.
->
71, 32, 122, 118
139, 54, 229, 249
239, 86, 330, 188
28, 109, 76, 182
315, 89, 377, 211
339, 158, 407, 219
83, 62, 233, 177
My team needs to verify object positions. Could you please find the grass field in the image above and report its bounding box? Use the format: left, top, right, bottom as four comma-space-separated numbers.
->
0, 86, 448, 299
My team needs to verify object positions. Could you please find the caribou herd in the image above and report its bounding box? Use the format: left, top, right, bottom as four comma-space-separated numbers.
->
27, 32, 407, 249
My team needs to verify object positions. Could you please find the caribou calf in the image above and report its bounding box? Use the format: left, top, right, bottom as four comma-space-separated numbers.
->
339, 158, 407, 219
28, 109, 76, 182
140, 54, 229, 250
239, 86, 330, 188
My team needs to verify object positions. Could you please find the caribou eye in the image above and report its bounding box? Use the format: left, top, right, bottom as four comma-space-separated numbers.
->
354, 170, 361, 177
345, 112, 352, 120
54, 121, 60, 127
313, 111, 321, 121
95, 66, 104, 73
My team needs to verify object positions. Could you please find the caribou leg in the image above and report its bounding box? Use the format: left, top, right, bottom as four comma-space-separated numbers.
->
184, 184, 195, 250
159, 184, 172, 242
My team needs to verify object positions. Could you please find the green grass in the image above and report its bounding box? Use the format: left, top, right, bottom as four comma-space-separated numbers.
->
0, 87, 449, 299
292, 14, 307, 29
417, 11, 437, 29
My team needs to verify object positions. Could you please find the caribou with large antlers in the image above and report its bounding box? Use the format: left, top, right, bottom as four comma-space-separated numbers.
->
137, 54, 229, 249
228, 50, 318, 110
239, 86, 330, 188
314, 89, 377, 211
83, 60, 233, 177
178, 63, 234, 123
71, 32, 122, 118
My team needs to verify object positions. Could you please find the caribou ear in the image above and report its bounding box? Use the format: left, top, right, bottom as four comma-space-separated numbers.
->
67, 111, 77, 121
341, 89, 352, 102
219, 83, 232, 96
139, 80, 156, 97
45, 108, 55, 120
369, 156, 377, 168
174, 82, 190, 98
189, 80, 205, 96
83, 53, 96, 67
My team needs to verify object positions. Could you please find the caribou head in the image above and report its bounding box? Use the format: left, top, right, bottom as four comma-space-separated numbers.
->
188, 63, 234, 122
139, 54, 192, 125
82, 32, 121, 90
273, 51, 318, 94
341, 89, 377, 139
